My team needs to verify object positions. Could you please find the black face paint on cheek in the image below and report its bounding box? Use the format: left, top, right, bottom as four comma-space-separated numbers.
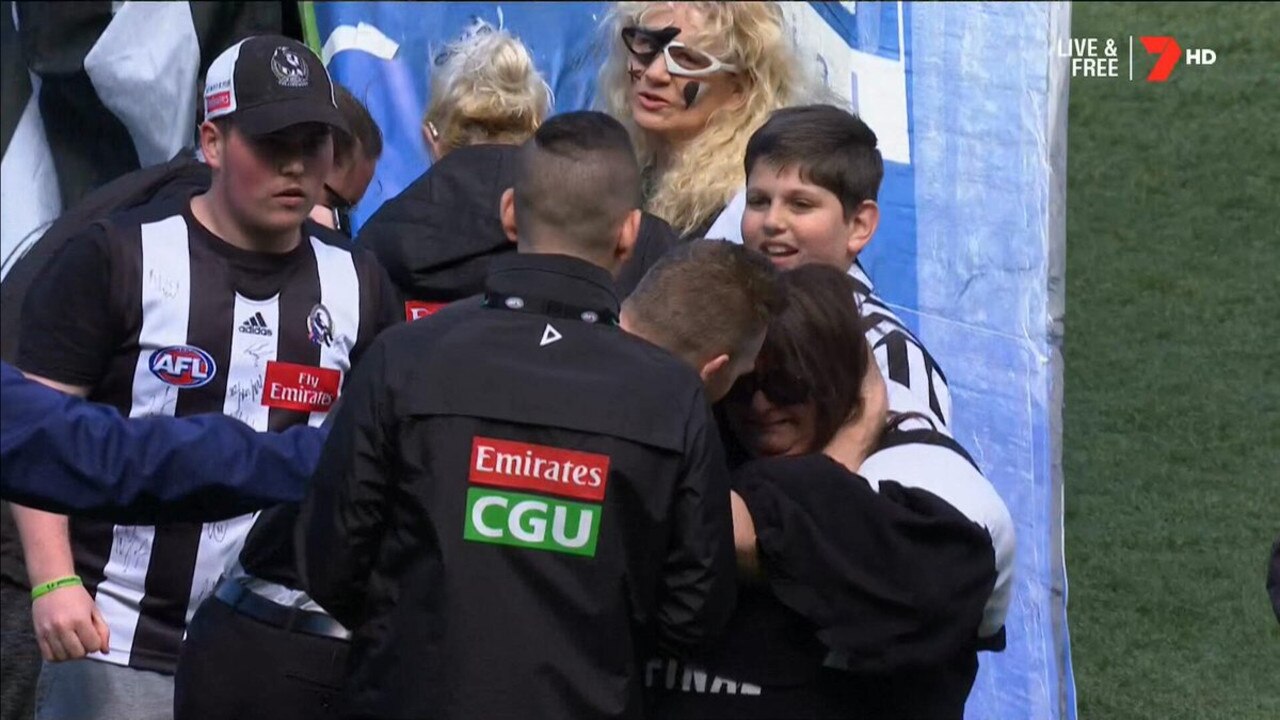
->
628, 65, 644, 83
682, 81, 702, 108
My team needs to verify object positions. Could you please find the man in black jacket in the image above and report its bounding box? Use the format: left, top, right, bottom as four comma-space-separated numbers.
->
296, 112, 748, 720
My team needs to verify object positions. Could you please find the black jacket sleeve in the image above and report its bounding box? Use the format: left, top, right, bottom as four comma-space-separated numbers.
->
734, 454, 996, 674
655, 392, 737, 657
295, 335, 396, 628
347, 248, 405, 370
372, 259, 405, 334
615, 212, 676, 298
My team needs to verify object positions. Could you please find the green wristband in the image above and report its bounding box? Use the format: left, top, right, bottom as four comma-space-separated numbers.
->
30, 575, 82, 601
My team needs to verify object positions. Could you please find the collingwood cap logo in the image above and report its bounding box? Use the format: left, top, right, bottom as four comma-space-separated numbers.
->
271, 46, 310, 87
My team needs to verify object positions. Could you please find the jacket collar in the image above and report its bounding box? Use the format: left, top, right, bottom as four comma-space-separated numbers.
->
483, 252, 621, 320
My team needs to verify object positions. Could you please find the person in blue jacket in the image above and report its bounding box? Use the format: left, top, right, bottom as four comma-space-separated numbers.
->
0, 362, 324, 523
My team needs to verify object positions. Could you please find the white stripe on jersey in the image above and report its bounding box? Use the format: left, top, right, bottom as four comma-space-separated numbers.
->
129, 215, 191, 420
93, 526, 153, 666
223, 294, 279, 427
308, 235, 360, 427
181, 293, 282, 625
96, 215, 193, 666
228, 237, 363, 616
906, 340, 929, 407
859, 442, 1016, 638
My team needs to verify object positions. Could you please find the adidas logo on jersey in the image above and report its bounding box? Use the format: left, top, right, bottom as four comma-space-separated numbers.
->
238, 312, 273, 337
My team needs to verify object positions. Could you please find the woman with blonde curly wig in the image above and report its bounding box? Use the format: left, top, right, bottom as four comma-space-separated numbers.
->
598, 2, 810, 239
360, 22, 676, 311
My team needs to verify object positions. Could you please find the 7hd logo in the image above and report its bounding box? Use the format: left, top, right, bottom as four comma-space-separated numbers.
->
1139, 36, 1216, 82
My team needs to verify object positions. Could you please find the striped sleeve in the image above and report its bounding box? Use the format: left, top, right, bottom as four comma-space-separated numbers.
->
859, 430, 1016, 642
852, 281, 952, 431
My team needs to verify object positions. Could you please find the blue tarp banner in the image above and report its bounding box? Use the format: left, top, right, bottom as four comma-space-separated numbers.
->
312, 3, 1073, 718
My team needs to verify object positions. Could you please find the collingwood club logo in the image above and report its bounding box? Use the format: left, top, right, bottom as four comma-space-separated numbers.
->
271, 46, 310, 87
307, 303, 334, 347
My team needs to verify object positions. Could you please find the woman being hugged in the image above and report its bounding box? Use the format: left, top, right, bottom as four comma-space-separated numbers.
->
648, 265, 1016, 719
598, 1, 809, 239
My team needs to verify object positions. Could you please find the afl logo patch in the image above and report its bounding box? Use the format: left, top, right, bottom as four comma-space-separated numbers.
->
149, 345, 217, 388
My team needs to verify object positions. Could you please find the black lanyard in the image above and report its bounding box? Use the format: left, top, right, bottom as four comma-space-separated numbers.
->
482, 292, 619, 326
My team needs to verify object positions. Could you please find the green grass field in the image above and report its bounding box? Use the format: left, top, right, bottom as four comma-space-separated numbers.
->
1063, 3, 1280, 718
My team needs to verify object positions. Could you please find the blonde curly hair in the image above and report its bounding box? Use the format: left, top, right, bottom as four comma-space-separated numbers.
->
598, 2, 809, 235
424, 23, 554, 154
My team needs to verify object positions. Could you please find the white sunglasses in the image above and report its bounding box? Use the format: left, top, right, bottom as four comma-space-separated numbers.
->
622, 26, 739, 78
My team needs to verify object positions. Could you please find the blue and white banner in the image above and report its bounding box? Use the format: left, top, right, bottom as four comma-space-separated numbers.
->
313, 3, 1073, 718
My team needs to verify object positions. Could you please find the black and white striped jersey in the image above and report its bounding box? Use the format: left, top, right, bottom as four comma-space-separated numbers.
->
17, 197, 398, 673
850, 262, 953, 432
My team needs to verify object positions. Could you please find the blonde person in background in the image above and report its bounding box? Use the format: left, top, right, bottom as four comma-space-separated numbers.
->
598, 1, 813, 240
360, 22, 677, 319
419, 22, 550, 160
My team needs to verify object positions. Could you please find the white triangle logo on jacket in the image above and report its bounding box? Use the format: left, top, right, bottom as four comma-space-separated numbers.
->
540, 324, 562, 347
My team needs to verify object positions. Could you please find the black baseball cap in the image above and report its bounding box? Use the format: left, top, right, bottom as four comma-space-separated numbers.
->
203, 35, 348, 136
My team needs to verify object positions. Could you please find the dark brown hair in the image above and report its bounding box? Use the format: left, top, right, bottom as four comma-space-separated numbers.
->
744, 104, 884, 218
333, 85, 383, 163
623, 239, 786, 367
758, 264, 872, 452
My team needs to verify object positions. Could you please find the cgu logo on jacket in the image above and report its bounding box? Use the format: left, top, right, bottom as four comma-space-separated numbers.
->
463, 437, 610, 557
149, 345, 217, 388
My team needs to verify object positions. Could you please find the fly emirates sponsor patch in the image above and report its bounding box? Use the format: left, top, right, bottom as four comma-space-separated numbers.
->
261, 361, 341, 413
464, 437, 610, 557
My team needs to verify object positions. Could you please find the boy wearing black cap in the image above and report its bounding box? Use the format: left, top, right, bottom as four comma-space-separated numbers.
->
11, 36, 397, 720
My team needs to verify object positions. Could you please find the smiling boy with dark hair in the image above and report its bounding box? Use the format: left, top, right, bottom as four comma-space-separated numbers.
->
741, 103, 952, 431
